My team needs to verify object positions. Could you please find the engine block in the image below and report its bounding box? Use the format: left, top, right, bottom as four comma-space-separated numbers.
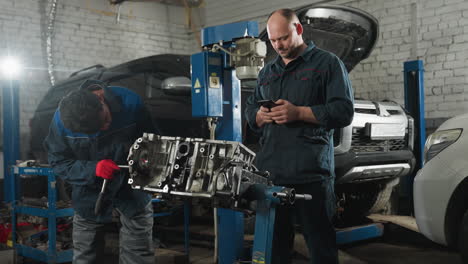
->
127, 134, 310, 209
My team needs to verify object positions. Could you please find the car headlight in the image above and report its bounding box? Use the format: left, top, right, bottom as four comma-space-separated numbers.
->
424, 128, 462, 164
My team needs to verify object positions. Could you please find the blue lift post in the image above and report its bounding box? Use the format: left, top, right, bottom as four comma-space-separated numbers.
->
403, 60, 426, 209
2, 79, 20, 202
11, 167, 74, 263
192, 21, 259, 264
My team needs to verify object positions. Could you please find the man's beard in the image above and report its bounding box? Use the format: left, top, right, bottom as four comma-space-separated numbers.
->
278, 45, 300, 59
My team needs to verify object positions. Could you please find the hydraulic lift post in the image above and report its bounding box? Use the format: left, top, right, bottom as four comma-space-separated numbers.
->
191, 21, 279, 263
2, 79, 20, 202
403, 60, 426, 205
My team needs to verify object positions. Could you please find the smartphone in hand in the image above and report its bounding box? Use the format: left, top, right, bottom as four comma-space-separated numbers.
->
257, 99, 278, 109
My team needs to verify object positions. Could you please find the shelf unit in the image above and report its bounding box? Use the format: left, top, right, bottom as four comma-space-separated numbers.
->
11, 166, 74, 263
10, 166, 191, 262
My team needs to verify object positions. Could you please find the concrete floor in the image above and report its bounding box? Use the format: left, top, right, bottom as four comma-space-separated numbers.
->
164, 241, 461, 264
340, 224, 462, 264
161, 223, 462, 264
17, 221, 463, 264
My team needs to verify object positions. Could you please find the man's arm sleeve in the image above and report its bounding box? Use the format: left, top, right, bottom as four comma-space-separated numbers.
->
310, 56, 354, 129
244, 71, 265, 135
44, 122, 97, 186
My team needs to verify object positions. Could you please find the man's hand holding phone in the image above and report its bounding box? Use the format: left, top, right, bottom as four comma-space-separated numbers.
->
257, 99, 279, 110
256, 99, 278, 127
256, 99, 302, 127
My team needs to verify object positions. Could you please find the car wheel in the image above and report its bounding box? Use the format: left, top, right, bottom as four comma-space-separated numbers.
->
335, 178, 399, 226
458, 209, 468, 263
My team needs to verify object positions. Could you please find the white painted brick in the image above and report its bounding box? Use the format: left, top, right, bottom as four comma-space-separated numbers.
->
437, 22, 449, 30
420, 8, 436, 18
444, 93, 464, 102
426, 46, 449, 55
448, 43, 467, 52
444, 60, 465, 69
435, 70, 453, 78
394, 51, 411, 60
451, 85, 465, 93
445, 0, 465, 4
424, 0, 445, 8
434, 37, 453, 46
445, 76, 466, 85
426, 62, 444, 71
422, 30, 442, 40
436, 3, 464, 15
453, 35, 467, 43
441, 12, 462, 23
454, 68, 467, 76
387, 7, 406, 15
437, 102, 454, 111
426, 95, 444, 104
426, 77, 445, 87
428, 24, 439, 32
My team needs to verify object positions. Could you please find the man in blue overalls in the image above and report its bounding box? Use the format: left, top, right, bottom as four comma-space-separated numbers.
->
44, 80, 157, 264
245, 9, 354, 264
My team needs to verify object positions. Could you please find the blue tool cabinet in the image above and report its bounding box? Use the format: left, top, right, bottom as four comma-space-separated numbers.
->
10, 166, 74, 263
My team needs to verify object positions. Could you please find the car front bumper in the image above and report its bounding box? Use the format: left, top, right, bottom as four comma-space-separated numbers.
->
335, 150, 415, 184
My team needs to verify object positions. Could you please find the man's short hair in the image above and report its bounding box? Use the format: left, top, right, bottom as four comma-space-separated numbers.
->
267, 8, 299, 23
59, 89, 103, 134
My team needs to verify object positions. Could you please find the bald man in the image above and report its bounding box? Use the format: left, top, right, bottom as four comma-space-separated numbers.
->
245, 9, 354, 264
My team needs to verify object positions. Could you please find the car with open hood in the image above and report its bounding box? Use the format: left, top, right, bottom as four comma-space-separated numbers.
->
29, 4, 415, 223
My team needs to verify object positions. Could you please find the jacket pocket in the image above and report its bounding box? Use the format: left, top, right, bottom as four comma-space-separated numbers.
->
291, 71, 323, 106
296, 128, 331, 178
259, 75, 281, 100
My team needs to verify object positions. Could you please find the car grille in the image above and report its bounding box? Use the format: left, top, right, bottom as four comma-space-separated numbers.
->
350, 128, 407, 153
355, 108, 376, 114
355, 108, 401, 115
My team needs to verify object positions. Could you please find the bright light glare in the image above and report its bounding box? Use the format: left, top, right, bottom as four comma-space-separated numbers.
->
0, 56, 22, 79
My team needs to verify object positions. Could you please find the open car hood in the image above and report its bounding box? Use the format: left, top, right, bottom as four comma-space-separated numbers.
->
261, 4, 379, 72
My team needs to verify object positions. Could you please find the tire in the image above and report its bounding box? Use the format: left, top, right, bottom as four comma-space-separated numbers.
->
458, 210, 468, 263
335, 178, 399, 226
368, 178, 400, 214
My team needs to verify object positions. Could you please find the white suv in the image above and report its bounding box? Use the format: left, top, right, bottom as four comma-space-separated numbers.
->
414, 113, 468, 262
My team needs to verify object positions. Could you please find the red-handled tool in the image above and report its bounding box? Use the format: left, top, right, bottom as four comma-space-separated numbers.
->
94, 165, 129, 215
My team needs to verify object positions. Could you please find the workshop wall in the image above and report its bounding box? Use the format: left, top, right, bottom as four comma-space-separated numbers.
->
0, 0, 198, 158
204, 0, 468, 127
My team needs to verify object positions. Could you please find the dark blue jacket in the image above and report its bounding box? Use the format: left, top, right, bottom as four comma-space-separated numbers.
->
245, 42, 354, 185
44, 86, 157, 222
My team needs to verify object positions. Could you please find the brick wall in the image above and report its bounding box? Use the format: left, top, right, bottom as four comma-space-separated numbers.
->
205, 0, 468, 127
0, 0, 198, 158
1, 0, 466, 159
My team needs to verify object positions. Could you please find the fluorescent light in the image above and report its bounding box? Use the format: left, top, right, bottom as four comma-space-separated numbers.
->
0, 56, 22, 79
